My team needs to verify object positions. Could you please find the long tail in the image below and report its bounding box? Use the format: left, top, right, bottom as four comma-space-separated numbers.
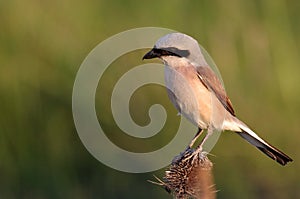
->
230, 119, 293, 166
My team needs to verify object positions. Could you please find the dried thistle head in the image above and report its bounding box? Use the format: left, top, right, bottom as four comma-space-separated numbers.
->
150, 148, 216, 199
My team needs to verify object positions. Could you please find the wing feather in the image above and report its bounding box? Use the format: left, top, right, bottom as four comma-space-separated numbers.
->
196, 66, 235, 116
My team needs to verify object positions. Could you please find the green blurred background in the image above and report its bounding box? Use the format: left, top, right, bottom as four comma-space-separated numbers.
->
1, 0, 299, 198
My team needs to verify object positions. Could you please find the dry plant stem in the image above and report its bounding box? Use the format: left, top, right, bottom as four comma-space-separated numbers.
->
150, 148, 216, 199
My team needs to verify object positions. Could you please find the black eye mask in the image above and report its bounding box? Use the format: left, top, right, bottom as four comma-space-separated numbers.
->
153, 47, 190, 58
143, 47, 190, 60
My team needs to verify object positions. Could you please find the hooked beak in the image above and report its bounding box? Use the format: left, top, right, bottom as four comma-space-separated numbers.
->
142, 48, 159, 60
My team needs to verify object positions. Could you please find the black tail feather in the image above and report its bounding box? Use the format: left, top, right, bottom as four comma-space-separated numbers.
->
257, 145, 293, 166
238, 130, 293, 166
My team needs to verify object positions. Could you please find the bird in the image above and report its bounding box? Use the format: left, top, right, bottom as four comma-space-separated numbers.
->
143, 32, 293, 166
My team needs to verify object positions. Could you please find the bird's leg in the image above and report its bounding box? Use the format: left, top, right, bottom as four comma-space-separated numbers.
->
187, 128, 203, 149
194, 128, 213, 155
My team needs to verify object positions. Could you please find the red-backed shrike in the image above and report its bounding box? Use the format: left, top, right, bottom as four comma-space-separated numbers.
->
143, 33, 292, 166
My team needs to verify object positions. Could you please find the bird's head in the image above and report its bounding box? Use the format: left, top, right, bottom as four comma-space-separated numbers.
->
143, 33, 207, 67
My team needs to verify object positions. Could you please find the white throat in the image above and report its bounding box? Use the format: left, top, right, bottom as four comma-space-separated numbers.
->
161, 56, 195, 68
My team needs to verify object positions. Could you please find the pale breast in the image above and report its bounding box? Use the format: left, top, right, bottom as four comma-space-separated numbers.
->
164, 65, 212, 129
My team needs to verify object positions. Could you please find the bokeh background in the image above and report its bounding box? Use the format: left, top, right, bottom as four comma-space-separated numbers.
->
1, 0, 299, 198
